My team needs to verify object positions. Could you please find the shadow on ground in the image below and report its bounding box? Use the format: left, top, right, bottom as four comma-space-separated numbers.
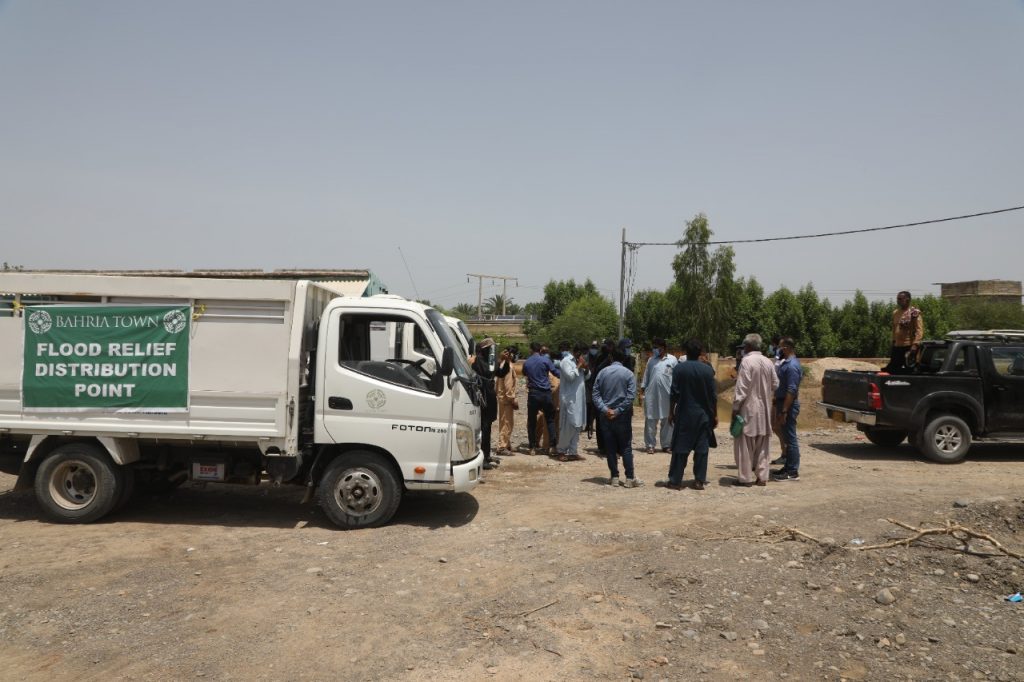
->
0, 482, 479, 531
812, 441, 1024, 463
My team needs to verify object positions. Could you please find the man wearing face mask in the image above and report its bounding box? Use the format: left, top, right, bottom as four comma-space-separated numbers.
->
587, 339, 615, 453
618, 338, 636, 372
584, 341, 601, 441
640, 337, 678, 454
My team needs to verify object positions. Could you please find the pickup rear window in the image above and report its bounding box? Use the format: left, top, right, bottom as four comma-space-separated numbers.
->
918, 344, 974, 374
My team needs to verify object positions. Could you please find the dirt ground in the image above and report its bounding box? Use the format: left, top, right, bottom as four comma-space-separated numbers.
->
1, 379, 1023, 681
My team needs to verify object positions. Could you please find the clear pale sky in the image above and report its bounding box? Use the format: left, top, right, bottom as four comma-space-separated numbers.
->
1, 1, 1021, 308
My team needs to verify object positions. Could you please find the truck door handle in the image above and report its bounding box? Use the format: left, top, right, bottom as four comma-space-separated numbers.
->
994, 385, 1007, 392
328, 397, 354, 410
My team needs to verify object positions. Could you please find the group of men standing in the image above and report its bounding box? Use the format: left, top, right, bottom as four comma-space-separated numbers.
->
471, 333, 804, 489
470, 289, 926, 489
613, 333, 804, 490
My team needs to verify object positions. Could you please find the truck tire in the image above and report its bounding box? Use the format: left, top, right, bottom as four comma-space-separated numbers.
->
113, 468, 137, 512
34, 443, 124, 523
318, 452, 402, 529
863, 428, 908, 448
920, 415, 972, 464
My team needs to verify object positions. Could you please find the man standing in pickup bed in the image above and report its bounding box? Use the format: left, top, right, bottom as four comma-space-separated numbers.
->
886, 291, 924, 374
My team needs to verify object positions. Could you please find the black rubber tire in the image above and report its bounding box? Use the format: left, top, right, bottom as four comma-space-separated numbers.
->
920, 415, 972, 464
34, 443, 124, 523
863, 428, 908, 448
317, 452, 402, 529
113, 467, 137, 512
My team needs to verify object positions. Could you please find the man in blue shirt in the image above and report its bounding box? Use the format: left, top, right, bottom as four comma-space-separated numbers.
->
593, 348, 642, 488
771, 337, 803, 481
523, 341, 560, 455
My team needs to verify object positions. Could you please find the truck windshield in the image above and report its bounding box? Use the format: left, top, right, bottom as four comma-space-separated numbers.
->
425, 309, 472, 381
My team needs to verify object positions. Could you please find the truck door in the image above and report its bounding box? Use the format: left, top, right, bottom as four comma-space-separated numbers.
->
320, 309, 452, 483
985, 346, 1024, 433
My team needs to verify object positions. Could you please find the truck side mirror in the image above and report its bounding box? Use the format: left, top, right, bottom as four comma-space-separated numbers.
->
440, 347, 454, 377
467, 338, 476, 355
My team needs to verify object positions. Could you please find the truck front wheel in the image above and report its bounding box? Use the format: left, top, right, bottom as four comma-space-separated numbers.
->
318, 452, 402, 529
920, 415, 972, 464
34, 443, 124, 523
863, 428, 908, 448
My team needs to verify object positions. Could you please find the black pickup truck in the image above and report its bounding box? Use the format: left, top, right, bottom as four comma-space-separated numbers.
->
820, 331, 1024, 463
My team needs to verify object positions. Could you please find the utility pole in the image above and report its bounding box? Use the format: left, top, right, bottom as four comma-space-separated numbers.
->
618, 228, 626, 339
466, 273, 519, 319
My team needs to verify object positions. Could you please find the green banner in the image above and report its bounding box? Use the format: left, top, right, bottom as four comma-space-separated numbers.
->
22, 305, 191, 412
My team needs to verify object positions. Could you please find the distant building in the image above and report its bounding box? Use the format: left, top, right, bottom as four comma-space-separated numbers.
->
936, 279, 1022, 306
14, 268, 389, 297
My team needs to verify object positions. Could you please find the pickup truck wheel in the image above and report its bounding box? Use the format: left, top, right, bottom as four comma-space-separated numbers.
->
34, 443, 123, 523
318, 452, 402, 529
921, 415, 972, 463
863, 428, 908, 448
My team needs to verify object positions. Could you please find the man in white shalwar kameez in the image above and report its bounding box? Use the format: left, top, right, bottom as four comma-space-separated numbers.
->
556, 342, 589, 461
640, 337, 678, 453
732, 333, 779, 486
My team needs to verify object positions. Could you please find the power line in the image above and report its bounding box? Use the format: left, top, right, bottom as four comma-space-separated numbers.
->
625, 204, 1024, 247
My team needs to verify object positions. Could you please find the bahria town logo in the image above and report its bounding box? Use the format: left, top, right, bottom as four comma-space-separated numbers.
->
27, 310, 52, 334
163, 310, 187, 334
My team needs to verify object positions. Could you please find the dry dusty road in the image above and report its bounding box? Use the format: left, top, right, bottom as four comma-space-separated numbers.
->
1, 416, 1023, 681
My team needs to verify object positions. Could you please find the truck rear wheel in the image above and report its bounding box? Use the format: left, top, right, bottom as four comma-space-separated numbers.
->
318, 452, 402, 529
863, 428, 908, 448
113, 468, 137, 512
34, 443, 124, 523
921, 415, 971, 464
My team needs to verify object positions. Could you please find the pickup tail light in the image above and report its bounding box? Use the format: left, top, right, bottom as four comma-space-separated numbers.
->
867, 382, 883, 410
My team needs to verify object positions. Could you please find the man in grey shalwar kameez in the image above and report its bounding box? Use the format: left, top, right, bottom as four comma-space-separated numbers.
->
556, 342, 589, 461
732, 333, 779, 486
640, 337, 678, 453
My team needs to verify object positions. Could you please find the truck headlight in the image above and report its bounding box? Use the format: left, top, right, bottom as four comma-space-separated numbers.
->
455, 424, 475, 460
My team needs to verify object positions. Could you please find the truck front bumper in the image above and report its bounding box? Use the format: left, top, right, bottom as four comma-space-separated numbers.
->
819, 402, 877, 426
451, 451, 484, 492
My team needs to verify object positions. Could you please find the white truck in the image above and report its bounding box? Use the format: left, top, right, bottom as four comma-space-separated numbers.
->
0, 272, 484, 529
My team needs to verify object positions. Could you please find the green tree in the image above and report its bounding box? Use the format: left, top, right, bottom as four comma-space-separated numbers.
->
449, 302, 476, 320
625, 289, 676, 348
796, 284, 838, 357
484, 294, 520, 316
669, 213, 738, 353
833, 291, 877, 357
951, 300, 1024, 331
869, 300, 894, 356
764, 287, 808, 351
729, 277, 767, 350
537, 279, 601, 325
538, 294, 618, 348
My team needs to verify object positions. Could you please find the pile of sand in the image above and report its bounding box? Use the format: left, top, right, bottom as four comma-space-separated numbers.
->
803, 357, 882, 385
